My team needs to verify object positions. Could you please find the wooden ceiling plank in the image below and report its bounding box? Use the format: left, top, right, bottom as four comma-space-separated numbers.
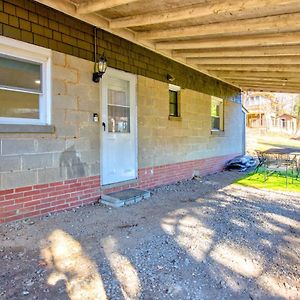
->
77, 0, 140, 14
240, 85, 300, 93
188, 56, 300, 65
172, 45, 300, 58
109, 0, 300, 28
199, 64, 300, 72
225, 77, 300, 83
156, 32, 300, 50
138, 12, 300, 40
209, 71, 300, 78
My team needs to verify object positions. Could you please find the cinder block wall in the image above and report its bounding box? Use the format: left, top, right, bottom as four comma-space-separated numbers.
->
0, 52, 243, 191
138, 76, 243, 168
0, 52, 100, 190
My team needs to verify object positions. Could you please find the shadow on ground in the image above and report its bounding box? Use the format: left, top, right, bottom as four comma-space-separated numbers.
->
0, 171, 299, 299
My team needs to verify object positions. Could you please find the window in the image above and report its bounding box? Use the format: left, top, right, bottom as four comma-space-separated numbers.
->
0, 36, 51, 125
211, 96, 224, 131
169, 84, 180, 117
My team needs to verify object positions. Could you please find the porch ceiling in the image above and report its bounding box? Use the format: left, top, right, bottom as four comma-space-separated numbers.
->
35, 0, 300, 93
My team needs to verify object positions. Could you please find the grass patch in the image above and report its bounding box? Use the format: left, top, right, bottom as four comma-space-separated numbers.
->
235, 171, 300, 193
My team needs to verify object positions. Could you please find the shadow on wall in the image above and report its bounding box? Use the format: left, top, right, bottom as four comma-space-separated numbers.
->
60, 146, 87, 179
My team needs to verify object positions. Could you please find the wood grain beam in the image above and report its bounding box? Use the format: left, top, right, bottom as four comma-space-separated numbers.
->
109, 0, 300, 28
199, 64, 300, 72
77, 0, 140, 14
188, 56, 300, 65
156, 32, 300, 50
137, 12, 300, 40
210, 71, 300, 79
240, 85, 300, 93
172, 45, 300, 58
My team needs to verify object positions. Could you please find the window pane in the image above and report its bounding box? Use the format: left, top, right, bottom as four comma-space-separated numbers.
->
211, 116, 220, 130
169, 90, 177, 104
211, 103, 219, 117
108, 88, 129, 106
0, 55, 41, 92
169, 103, 178, 116
108, 105, 130, 133
169, 90, 178, 116
0, 89, 39, 119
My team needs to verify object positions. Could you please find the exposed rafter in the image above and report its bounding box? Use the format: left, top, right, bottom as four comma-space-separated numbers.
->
109, 0, 300, 28
172, 46, 300, 58
188, 56, 300, 65
77, 0, 140, 15
156, 32, 300, 50
209, 71, 300, 79
137, 12, 300, 40
200, 64, 300, 72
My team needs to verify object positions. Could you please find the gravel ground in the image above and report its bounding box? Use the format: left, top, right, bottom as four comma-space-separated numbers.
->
0, 171, 299, 300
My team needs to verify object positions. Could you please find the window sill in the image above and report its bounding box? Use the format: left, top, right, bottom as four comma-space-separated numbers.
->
211, 130, 225, 136
168, 116, 182, 121
0, 124, 55, 133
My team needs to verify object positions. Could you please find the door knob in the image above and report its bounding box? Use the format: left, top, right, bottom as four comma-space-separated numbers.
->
102, 122, 106, 131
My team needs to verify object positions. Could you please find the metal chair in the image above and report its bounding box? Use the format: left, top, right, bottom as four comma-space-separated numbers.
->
255, 150, 266, 173
263, 153, 298, 187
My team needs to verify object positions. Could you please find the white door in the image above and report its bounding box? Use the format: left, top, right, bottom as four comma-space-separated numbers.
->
101, 68, 137, 185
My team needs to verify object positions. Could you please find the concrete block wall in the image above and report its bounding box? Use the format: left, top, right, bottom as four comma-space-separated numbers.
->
0, 51, 100, 190
138, 76, 244, 169
0, 53, 243, 191
0, 50, 243, 223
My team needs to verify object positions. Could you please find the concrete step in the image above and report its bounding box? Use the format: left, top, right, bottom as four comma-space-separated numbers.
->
101, 188, 151, 208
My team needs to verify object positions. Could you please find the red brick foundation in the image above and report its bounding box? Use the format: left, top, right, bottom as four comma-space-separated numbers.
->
0, 153, 238, 224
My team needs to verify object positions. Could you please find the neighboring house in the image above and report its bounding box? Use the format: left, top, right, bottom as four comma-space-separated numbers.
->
271, 114, 297, 135
243, 93, 272, 129
244, 93, 297, 135
0, 0, 243, 223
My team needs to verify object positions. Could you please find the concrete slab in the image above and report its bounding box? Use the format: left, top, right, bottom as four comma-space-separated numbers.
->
101, 188, 151, 208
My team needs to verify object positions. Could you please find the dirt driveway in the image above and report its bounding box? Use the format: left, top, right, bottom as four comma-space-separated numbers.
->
0, 171, 299, 300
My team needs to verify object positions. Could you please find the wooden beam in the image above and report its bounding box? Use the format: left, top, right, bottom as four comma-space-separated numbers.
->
172, 45, 300, 58
109, 0, 300, 28
137, 12, 300, 40
240, 85, 300, 93
209, 71, 300, 79
199, 64, 300, 72
226, 78, 300, 83
188, 56, 300, 65
77, 0, 140, 14
156, 32, 300, 50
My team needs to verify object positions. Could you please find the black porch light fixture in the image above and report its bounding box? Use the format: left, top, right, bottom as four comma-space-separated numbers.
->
92, 27, 108, 83
93, 53, 108, 82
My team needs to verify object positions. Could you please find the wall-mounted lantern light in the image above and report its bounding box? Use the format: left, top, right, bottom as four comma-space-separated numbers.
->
93, 53, 108, 83
92, 27, 108, 83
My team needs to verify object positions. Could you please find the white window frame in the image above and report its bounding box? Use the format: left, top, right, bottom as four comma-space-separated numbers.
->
0, 36, 51, 125
211, 96, 224, 132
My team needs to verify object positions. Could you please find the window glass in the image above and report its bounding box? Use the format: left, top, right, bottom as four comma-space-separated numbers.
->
108, 88, 130, 133
211, 97, 224, 131
0, 89, 39, 119
169, 90, 178, 117
0, 55, 41, 93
